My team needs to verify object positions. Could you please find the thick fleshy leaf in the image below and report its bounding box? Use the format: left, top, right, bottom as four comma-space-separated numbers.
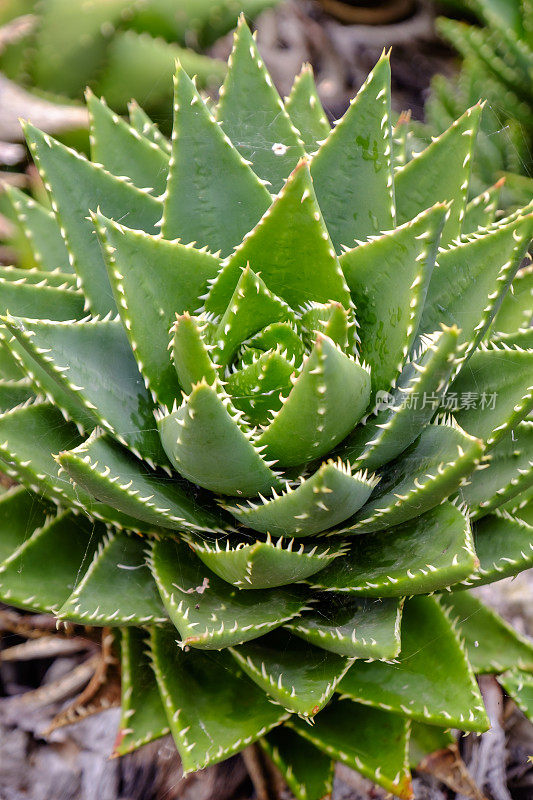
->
460, 511, 533, 587
409, 722, 455, 768
499, 670, 533, 723
0, 267, 77, 291
256, 337, 371, 467
171, 313, 217, 394
419, 211, 533, 357
313, 502, 477, 596
149, 627, 288, 773
285, 64, 330, 153
58, 531, 167, 625
260, 727, 334, 800
58, 430, 228, 534
216, 17, 304, 192
345, 421, 483, 534
161, 67, 271, 255
94, 213, 220, 407
0, 278, 84, 321
394, 105, 482, 245
491, 263, 532, 335
440, 590, 533, 673
87, 91, 169, 195
4, 316, 167, 465
0, 338, 25, 381
158, 382, 280, 496
460, 422, 533, 517
0, 487, 51, 563
310, 51, 395, 249
462, 178, 504, 234
339, 596, 489, 731
185, 531, 346, 590
451, 345, 533, 447
4, 184, 72, 273
288, 700, 412, 800
230, 629, 354, 717
340, 204, 447, 396
115, 627, 169, 756
339, 326, 459, 471
22, 122, 162, 316
0, 379, 34, 412
128, 100, 171, 154
149, 537, 308, 649
285, 596, 402, 659
205, 161, 351, 316
0, 511, 104, 614
227, 460, 378, 536
224, 349, 295, 426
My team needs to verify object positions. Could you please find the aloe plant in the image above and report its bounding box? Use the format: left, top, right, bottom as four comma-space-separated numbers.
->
0, 0, 279, 117
0, 18, 532, 799
421, 0, 533, 204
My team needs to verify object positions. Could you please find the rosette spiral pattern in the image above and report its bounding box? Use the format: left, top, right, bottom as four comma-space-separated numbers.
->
0, 18, 532, 800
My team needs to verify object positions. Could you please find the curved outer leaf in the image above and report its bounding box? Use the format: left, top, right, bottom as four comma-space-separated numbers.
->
310, 51, 395, 249
288, 700, 413, 800
313, 502, 477, 597
344, 421, 484, 534
149, 627, 289, 774
338, 596, 489, 732
459, 511, 533, 587
285, 596, 402, 659
149, 537, 309, 650
260, 727, 334, 800
161, 66, 271, 255
499, 670, 533, 723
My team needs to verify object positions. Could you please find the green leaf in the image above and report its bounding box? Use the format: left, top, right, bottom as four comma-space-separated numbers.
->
0, 278, 85, 321
256, 337, 371, 467
499, 670, 533, 723
409, 722, 455, 768
158, 382, 281, 496
4, 184, 72, 273
313, 502, 477, 597
149, 626, 288, 773
185, 531, 345, 590
171, 313, 217, 394
339, 596, 489, 731
288, 700, 412, 800
285, 596, 402, 659
451, 344, 533, 447
311, 51, 395, 250
440, 590, 533, 673
0, 266, 78, 291
260, 727, 334, 800
225, 349, 295, 426
161, 66, 271, 256
345, 421, 484, 534
0, 379, 34, 412
340, 204, 447, 397
230, 629, 354, 718
339, 326, 459, 471
4, 316, 167, 465
0, 338, 25, 381
0, 486, 51, 563
0, 511, 104, 614
462, 178, 504, 234
87, 91, 169, 195
58, 530, 167, 626
285, 64, 330, 153
22, 122, 162, 316
149, 537, 308, 649
460, 511, 533, 587
490, 263, 532, 335
460, 422, 533, 517
115, 627, 169, 756
128, 100, 171, 154
394, 105, 482, 245
419, 211, 533, 356
94, 213, 220, 407
226, 460, 377, 536
216, 17, 304, 193
58, 430, 228, 534
205, 160, 351, 316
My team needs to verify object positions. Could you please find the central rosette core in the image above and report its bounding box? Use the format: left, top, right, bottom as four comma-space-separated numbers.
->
157, 263, 376, 537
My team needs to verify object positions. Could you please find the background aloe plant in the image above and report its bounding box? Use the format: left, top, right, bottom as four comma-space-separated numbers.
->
0, 16, 532, 800
421, 0, 533, 207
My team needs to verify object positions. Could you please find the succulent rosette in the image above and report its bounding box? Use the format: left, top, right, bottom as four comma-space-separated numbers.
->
0, 17, 532, 800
